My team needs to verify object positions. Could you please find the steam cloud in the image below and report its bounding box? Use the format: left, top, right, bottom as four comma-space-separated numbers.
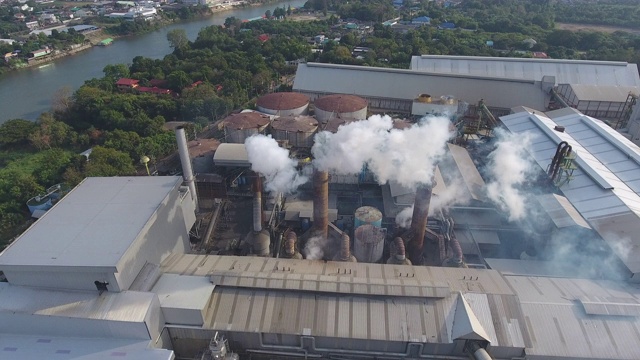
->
312, 115, 454, 189
395, 206, 413, 229
485, 129, 536, 221
245, 134, 308, 194
304, 235, 327, 260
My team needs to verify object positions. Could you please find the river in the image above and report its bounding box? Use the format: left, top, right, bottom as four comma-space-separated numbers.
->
0, 0, 307, 123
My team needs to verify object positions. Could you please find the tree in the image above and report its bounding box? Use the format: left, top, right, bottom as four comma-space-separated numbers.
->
167, 70, 192, 91
103, 64, 130, 81
0, 119, 37, 147
265, 10, 272, 19
52, 86, 74, 114
287, 5, 292, 16
167, 29, 189, 50
85, 146, 136, 177
29, 113, 76, 150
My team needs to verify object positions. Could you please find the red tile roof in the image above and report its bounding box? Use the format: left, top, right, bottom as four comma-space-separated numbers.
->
116, 78, 140, 86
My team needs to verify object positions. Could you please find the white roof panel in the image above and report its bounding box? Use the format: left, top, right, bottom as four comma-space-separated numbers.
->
0, 283, 154, 323
0, 335, 174, 360
294, 63, 548, 111
500, 110, 640, 274
213, 143, 249, 166
567, 84, 640, 102
410, 55, 640, 87
0, 177, 181, 269
151, 273, 215, 311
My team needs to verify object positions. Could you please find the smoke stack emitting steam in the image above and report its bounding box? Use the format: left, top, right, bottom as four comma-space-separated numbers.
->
312, 169, 329, 239
407, 184, 433, 265
245, 135, 308, 194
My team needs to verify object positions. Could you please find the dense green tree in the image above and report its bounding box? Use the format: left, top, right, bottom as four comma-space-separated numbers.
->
167, 29, 189, 50
85, 146, 136, 177
0, 119, 38, 148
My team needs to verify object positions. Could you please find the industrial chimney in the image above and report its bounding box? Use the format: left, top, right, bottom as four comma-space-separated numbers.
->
175, 127, 199, 212
284, 231, 303, 259
407, 183, 433, 265
312, 169, 329, 239
252, 173, 263, 232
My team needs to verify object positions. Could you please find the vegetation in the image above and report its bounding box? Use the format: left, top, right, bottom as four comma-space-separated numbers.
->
3, 0, 640, 246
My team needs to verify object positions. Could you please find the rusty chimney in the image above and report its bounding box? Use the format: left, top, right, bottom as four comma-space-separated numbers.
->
334, 233, 357, 262
388, 237, 411, 265
252, 173, 263, 233
407, 183, 433, 265
313, 169, 329, 239
284, 231, 303, 259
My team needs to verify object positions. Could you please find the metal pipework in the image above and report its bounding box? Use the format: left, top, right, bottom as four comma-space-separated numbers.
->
408, 183, 433, 265
175, 126, 199, 212
284, 231, 303, 259
465, 342, 494, 360
312, 169, 329, 239
387, 237, 411, 265
252, 174, 262, 233
335, 233, 356, 262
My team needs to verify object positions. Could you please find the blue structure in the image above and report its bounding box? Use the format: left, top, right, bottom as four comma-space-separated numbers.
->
412, 16, 431, 24
486, 40, 494, 47
439, 22, 456, 29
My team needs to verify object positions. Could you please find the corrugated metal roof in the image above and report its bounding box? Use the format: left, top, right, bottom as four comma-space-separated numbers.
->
579, 297, 640, 316
410, 55, 640, 87
0, 336, 174, 360
0, 177, 182, 269
446, 143, 486, 201
293, 63, 548, 111
161, 254, 516, 295
566, 84, 640, 102
0, 283, 153, 322
210, 270, 450, 298
500, 110, 640, 274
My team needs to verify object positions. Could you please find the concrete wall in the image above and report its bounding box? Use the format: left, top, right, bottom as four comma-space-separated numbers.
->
2, 269, 120, 292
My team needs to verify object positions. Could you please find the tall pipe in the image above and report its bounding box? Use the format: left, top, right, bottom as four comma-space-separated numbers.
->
312, 169, 329, 239
175, 127, 199, 212
408, 183, 433, 265
253, 174, 263, 233
466, 342, 494, 360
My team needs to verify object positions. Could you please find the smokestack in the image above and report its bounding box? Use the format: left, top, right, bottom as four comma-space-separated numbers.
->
253, 173, 262, 232
284, 231, 303, 259
175, 127, 199, 212
313, 169, 329, 239
408, 183, 433, 265
387, 237, 411, 265
334, 233, 356, 262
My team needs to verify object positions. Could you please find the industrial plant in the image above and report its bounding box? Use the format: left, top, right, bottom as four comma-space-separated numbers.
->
2, 55, 640, 360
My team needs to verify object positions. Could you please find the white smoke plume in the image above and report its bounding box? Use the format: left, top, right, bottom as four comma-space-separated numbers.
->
312, 115, 454, 189
485, 129, 536, 221
245, 134, 308, 194
395, 206, 413, 229
304, 235, 327, 260
429, 178, 471, 215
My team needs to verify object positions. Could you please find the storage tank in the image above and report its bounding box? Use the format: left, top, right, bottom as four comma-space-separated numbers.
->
354, 206, 383, 228
314, 94, 368, 122
270, 115, 318, 148
354, 224, 385, 263
223, 112, 270, 143
256, 92, 310, 116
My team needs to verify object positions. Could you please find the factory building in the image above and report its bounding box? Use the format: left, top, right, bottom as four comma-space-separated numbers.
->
4, 56, 640, 360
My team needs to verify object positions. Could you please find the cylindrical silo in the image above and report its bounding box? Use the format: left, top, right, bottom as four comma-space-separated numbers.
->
354, 224, 385, 263
314, 94, 368, 123
256, 92, 310, 116
223, 112, 271, 143
270, 115, 318, 148
354, 206, 383, 229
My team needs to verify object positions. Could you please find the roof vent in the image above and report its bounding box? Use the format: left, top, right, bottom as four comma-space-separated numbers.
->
554, 125, 565, 133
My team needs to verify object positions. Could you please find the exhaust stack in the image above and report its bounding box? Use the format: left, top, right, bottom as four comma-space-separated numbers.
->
334, 233, 357, 262
312, 169, 329, 239
284, 231, 303, 259
407, 183, 433, 265
175, 127, 199, 212
252, 174, 262, 232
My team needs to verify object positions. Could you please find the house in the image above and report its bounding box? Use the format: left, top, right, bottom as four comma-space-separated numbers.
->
13, 13, 26, 21
439, 22, 455, 29
314, 34, 325, 44
116, 78, 139, 91
532, 51, 549, 59
258, 33, 269, 42
39, 13, 58, 24
25, 20, 39, 30
412, 16, 431, 25
137, 86, 173, 95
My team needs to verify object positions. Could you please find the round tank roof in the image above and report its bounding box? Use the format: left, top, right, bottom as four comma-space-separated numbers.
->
272, 115, 318, 132
322, 117, 358, 133
315, 94, 368, 113
257, 92, 310, 110
355, 206, 383, 223
224, 112, 270, 130
354, 224, 385, 244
